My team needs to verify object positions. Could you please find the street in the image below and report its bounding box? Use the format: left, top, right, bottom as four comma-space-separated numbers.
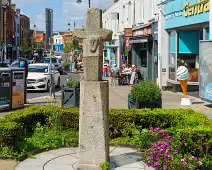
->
26, 72, 82, 100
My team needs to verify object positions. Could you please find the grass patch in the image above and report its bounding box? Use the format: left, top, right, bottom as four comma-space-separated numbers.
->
0, 123, 78, 159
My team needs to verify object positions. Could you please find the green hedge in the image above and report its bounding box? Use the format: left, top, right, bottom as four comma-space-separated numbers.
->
0, 122, 22, 147
0, 106, 211, 147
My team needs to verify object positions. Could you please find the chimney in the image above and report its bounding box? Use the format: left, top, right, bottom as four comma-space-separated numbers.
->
10, 4, 16, 11
16, 8, 20, 14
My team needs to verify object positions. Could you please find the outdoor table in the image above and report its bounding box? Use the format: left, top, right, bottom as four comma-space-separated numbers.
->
121, 72, 132, 85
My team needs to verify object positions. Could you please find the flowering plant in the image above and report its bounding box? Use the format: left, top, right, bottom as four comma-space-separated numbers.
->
144, 134, 203, 169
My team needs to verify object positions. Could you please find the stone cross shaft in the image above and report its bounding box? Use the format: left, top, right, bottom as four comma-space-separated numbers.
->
73, 8, 112, 81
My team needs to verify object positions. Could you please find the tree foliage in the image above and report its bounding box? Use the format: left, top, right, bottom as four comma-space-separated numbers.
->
21, 38, 32, 54
64, 39, 80, 54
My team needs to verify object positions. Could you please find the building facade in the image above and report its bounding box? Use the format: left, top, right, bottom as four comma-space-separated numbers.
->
3, 3, 16, 63
53, 33, 64, 53
20, 14, 30, 46
103, 0, 133, 68
15, 8, 21, 59
103, 0, 159, 82
158, 0, 209, 91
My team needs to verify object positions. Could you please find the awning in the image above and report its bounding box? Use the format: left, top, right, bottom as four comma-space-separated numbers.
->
129, 39, 148, 44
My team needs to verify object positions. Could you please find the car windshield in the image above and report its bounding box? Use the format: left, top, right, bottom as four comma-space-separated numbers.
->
29, 66, 48, 73
44, 58, 57, 63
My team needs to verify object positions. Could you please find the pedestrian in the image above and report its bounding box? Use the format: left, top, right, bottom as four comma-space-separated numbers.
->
113, 64, 119, 73
74, 60, 78, 73
103, 63, 108, 78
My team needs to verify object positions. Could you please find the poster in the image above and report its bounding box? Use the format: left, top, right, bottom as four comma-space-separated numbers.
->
12, 72, 25, 109
199, 41, 212, 101
12, 92, 24, 109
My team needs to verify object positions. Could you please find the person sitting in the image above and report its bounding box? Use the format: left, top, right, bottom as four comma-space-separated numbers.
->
116, 67, 125, 85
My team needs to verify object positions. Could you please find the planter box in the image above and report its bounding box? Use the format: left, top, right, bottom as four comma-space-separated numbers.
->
128, 94, 162, 109
61, 86, 80, 108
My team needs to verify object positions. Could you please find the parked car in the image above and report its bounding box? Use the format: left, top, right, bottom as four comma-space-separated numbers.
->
44, 57, 63, 74
27, 63, 60, 91
55, 54, 62, 61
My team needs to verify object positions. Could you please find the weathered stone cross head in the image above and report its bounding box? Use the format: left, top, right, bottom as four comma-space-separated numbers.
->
73, 8, 112, 81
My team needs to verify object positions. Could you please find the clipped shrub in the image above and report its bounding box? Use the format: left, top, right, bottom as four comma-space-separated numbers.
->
1, 106, 54, 132
0, 122, 22, 147
130, 81, 161, 104
66, 79, 80, 88
0, 105, 211, 149
174, 126, 212, 158
109, 108, 210, 138
64, 63, 70, 70
48, 108, 79, 130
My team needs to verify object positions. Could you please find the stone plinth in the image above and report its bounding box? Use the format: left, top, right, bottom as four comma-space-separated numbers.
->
83, 56, 103, 81
79, 80, 109, 170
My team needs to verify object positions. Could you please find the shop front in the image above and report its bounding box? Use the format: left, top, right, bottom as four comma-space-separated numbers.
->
106, 40, 121, 68
125, 28, 133, 65
130, 24, 158, 82
164, 0, 210, 92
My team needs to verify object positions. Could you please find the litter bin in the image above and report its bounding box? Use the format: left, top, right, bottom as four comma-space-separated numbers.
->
0, 68, 11, 111
11, 68, 25, 109
0, 68, 26, 111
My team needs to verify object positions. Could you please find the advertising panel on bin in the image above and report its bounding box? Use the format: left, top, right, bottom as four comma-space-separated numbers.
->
199, 41, 212, 102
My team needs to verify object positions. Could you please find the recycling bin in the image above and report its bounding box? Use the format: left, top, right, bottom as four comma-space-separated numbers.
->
0, 68, 25, 111
0, 68, 11, 111
11, 68, 25, 109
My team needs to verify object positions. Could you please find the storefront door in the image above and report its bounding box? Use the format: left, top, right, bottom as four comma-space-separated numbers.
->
139, 43, 148, 80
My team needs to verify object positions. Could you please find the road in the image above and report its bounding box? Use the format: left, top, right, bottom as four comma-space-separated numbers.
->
27, 73, 82, 100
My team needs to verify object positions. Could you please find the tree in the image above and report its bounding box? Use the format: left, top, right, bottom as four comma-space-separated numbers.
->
64, 39, 80, 55
21, 38, 32, 55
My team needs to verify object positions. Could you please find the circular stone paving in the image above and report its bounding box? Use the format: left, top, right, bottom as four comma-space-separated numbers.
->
16, 147, 154, 170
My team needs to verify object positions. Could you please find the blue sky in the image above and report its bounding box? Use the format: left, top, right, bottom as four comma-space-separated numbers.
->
13, 0, 113, 31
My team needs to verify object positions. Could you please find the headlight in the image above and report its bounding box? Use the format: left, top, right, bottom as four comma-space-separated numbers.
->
37, 78, 46, 83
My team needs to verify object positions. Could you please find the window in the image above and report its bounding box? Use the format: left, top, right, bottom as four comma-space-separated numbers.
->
28, 66, 48, 73
142, 5, 144, 21
140, 50, 147, 67
169, 31, 177, 80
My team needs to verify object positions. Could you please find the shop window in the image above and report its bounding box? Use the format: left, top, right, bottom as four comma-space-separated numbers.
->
169, 31, 177, 80
178, 54, 199, 82
140, 50, 147, 67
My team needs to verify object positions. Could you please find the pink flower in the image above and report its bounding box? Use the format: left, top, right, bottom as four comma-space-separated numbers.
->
194, 157, 198, 161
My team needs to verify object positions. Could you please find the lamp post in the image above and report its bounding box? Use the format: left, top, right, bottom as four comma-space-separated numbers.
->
76, 0, 91, 8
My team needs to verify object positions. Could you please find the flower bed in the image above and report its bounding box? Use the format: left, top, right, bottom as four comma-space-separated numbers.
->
0, 105, 211, 169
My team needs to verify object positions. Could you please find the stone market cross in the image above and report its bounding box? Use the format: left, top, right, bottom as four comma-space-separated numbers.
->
72, 8, 112, 170
73, 8, 112, 81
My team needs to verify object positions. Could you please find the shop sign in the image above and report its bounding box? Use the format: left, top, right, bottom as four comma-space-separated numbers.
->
133, 26, 152, 37
184, 0, 210, 17
126, 37, 130, 48
166, 10, 183, 20
125, 28, 132, 37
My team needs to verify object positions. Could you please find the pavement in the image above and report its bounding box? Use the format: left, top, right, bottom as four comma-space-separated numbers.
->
16, 147, 154, 170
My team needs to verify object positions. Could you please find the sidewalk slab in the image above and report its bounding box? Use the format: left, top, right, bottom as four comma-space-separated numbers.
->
16, 147, 153, 170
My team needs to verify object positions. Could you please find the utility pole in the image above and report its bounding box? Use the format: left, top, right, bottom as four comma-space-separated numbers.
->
88, 0, 91, 8
133, 0, 135, 24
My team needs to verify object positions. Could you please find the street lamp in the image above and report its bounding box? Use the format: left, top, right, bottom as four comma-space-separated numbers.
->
76, 0, 91, 8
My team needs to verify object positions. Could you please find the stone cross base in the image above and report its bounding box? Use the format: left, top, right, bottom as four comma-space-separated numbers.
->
79, 80, 109, 170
